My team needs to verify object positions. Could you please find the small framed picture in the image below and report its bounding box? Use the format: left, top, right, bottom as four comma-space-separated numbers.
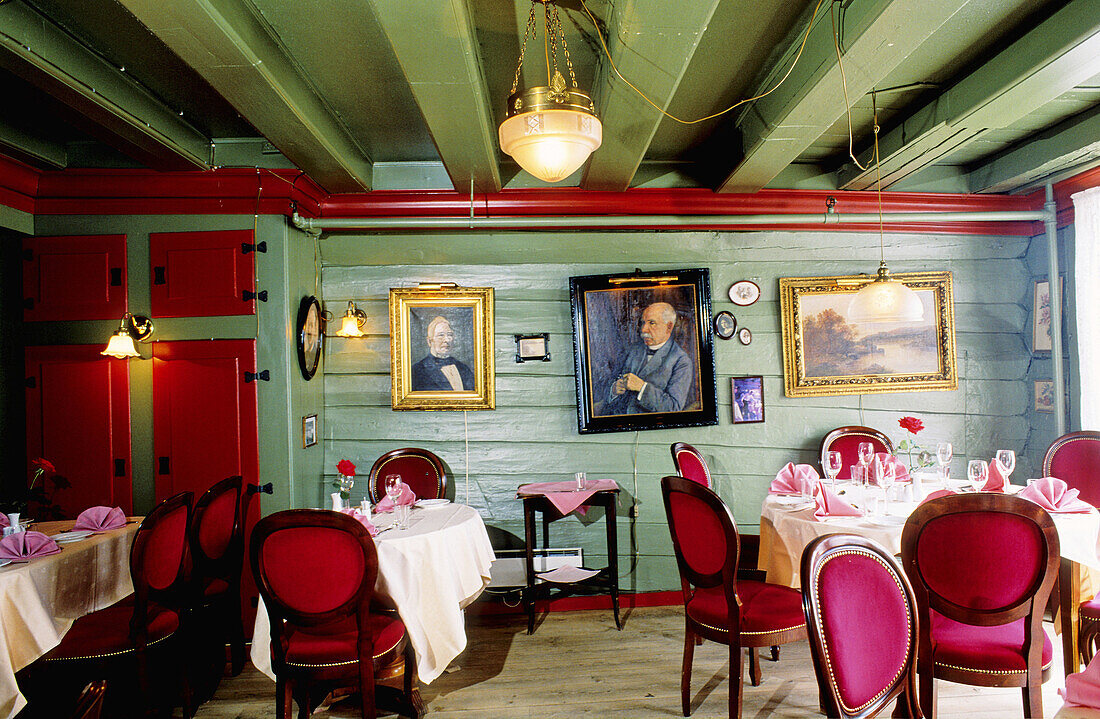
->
515, 333, 551, 362
738, 327, 752, 345
1034, 380, 1055, 413
729, 280, 761, 306
713, 311, 737, 340
731, 376, 764, 423
302, 414, 318, 447
1032, 277, 1063, 353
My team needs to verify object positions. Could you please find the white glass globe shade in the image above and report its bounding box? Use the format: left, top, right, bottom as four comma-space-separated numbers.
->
499, 109, 602, 183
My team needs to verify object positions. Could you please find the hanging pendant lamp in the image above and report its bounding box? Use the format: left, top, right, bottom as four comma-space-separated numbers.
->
498, 0, 602, 183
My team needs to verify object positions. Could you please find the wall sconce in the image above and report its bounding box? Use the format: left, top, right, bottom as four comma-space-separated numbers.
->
101, 313, 155, 358
333, 300, 367, 338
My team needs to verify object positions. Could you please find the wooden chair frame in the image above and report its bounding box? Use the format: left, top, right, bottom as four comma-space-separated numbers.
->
900, 493, 1059, 719
819, 426, 894, 478
671, 442, 712, 488
367, 448, 448, 504
801, 534, 922, 719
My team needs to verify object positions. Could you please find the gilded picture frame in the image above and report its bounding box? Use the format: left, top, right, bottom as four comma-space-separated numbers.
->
389, 285, 495, 411
779, 271, 957, 397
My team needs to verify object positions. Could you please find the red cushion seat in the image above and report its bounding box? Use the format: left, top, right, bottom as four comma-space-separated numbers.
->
202, 577, 230, 598
686, 581, 805, 637
1081, 596, 1100, 621
282, 614, 407, 668
931, 612, 1052, 675
46, 597, 180, 662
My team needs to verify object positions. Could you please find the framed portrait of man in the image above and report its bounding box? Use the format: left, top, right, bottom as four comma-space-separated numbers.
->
389, 285, 495, 411
569, 268, 718, 434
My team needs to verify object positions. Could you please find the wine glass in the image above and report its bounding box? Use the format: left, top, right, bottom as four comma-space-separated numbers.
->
879, 460, 896, 513
857, 442, 874, 480
967, 459, 988, 492
936, 442, 953, 487
995, 449, 1016, 483
385, 474, 407, 529
824, 451, 843, 485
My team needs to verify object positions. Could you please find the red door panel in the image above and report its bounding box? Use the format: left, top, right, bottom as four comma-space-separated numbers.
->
25, 346, 132, 517
23, 235, 127, 321
149, 230, 256, 317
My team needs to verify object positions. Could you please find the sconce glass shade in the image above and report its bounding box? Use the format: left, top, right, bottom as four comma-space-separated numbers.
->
101, 331, 142, 358
499, 87, 602, 183
847, 264, 924, 323
333, 301, 367, 338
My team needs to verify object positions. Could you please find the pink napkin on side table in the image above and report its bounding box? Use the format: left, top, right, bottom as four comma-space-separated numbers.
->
1018, 477, 1094, 513
338, 508, 379, 536
770, 462, 819, 495
517, 479, 619, 516
813, 483, 863, 521
1062, 646, 1100, 708
0, 531, 60, 562
874, 453, 910, 483
73, 506, 127, 532
374, 482, 417, 513
982, 459, 1008, 492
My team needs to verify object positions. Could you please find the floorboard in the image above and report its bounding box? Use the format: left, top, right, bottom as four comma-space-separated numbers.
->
187, 606, 1071, 718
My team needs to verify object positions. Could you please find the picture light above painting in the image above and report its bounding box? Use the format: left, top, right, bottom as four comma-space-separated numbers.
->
778, 271, 957, 398
569, 268, 718, 434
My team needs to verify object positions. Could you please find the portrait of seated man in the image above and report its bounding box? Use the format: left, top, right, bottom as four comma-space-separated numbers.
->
603, 302, 695, 415
411, 315, 475, 391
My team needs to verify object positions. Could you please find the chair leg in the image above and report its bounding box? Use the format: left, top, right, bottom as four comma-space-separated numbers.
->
681, 627, 696, 717
748, 647, 762, 686
295, 687, 310, 719
1023, 683, 1043, 718
276, 678, 292, 719
229, 591, 247, 677
404, 642, 425, 719
360, 655, 376, 719
732, 642, 744, 719
770, 645, 780, 661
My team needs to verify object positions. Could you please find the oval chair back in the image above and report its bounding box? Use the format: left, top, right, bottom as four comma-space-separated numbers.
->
132, 491, 193, 617
1044, 431, 1100, 508
368, 448, 448, 504
820, 426, 893, 481
801, 534, 922, 718
671, 442, 712, 488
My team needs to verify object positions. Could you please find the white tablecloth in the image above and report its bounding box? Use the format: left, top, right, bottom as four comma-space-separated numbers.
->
251, 503, 495, 684
760, 483, 1100, 589
0, 521, 138, 719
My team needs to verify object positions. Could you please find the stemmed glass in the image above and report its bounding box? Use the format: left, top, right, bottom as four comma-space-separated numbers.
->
385, 474, 408, 529
857, 442, 874, 500
995, 449, 1016, 483
936, 442, 953, 488
879, 461, 896, 514
967, 459, 988, 493
824, 451, 843, 485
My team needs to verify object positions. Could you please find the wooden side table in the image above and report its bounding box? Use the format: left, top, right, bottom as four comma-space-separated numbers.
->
520, 487, 621, 635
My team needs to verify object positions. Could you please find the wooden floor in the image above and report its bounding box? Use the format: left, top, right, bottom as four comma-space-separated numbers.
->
190, 606, 1070, 718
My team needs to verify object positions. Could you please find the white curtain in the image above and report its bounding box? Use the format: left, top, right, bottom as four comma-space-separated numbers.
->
1073, 186, 1100, 430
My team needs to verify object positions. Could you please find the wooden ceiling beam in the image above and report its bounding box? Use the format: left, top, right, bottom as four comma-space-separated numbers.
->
580, 0, 721, 191
838, 0, 1100, 191
0, 119, 66, 170
115, 0, 373, 192
717, 0, 973, 193
368, 0, 501, 193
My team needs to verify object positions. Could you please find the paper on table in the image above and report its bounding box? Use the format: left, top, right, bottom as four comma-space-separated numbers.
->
536, 565, 601, 584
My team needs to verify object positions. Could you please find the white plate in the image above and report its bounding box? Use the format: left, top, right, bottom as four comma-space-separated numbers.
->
50, 530, 93, 543
0, 559, 10, 568
864, 515, 906, 528
773, 495, 812, 507
416, 499, 450, 508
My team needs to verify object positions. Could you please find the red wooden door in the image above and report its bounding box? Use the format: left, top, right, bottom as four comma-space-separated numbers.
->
25, 346, 132, 517
149, 230, 256, 317
23, 235, 127, 321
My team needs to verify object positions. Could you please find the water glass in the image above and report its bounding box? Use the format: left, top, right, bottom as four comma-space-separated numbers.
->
575, 472, 587, 490
824, 451, 843, 485
936, 442, 953, 486
385, 474, 402, 501
967, 459, 988, 492
880, 462, 896, 512
857, 442, 874, 470
995, 449, 1016, 480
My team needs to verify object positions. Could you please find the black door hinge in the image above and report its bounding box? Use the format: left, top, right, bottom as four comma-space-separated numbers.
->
114, 459, 126, 477
153, 266, 166, 285
24, 377, 36, 388
244, 369, 270, 383
158, 456, 170, 475
109, 267, 123, 286
242, 290, 267, 302
241, 241, 267, 254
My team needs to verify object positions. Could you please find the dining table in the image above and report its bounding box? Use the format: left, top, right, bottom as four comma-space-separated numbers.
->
0, 518, 139, 719
250, 501, 496, 688
759, 477, 1100, 677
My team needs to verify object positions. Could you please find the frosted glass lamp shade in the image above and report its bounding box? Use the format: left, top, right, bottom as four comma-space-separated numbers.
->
848, 279, 924, 323
335, 313, 366, 338
101, 331, 141, 358
499, 87, 602, 183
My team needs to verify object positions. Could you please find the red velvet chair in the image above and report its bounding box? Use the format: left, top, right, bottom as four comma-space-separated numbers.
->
901, 493, 1058, 719
660, 476, 806, 718
41, 491, 194, 718
1043, 431, 1100, 663
671, 442, 712, 488
189, 476, 246, 678
368, 448, 448, 504
801, 534, 922, 718
70, 681, 107, 719
820, 426, 893, 480
250, 509, 417, 719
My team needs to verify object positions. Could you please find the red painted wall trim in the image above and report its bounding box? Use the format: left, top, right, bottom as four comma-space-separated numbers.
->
0, 155, 39, 214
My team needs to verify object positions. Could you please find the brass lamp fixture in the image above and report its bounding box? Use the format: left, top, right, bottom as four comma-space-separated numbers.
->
498, 0, 602, 183
101, 313, 155, 358
333, 300, 367, 338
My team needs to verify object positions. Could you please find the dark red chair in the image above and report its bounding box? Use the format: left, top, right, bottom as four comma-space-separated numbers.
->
661, 476, 806, 718
70, 681, 107, 719
820, 426, 893, 480
1043, 431, 1100, 663
671, 442, 712, 488
41, 491, 194, 718
367, 448, 447, 504
250, 509, 417, 719
801, 534, 922, 718
189, 476, 246, 678
901, 493, 1058, 719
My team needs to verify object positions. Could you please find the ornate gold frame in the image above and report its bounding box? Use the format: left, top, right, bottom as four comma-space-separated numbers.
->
389, 285, 495, 411
779, 271, 957, 397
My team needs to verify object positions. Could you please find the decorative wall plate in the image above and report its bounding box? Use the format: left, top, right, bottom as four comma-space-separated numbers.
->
729, 280, 761, 306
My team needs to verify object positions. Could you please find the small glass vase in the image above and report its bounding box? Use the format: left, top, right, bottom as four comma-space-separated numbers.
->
337, 473, 354, 500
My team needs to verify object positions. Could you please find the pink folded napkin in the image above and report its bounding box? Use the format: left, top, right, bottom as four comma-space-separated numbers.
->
1018, 477, 1094, 513
338, 508, 379, 536
517, 479, 619, 516
73, 506, 127, 532
770, 462, 819, 495
0, 531, 61, 562
0, 515, 8, 529
983, 458, 1008, 492
920, 489, 957, 504
874, 453, 910, 483
813, 483, 863, 521
1063, 647, 1100, 708
374, 482, 417, 513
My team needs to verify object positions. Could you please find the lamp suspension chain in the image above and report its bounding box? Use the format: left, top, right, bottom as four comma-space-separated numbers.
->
510, 3, 538, 95
873, 91, 884, 268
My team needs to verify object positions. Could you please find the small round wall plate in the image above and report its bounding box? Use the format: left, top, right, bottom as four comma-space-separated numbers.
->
738, 327, 752, 345
729, 280, 761, 306
713, 311, 737, 340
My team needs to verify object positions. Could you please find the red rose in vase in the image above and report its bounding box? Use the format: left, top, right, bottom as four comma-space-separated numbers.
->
898, 416, 924, 434
336, 459, 357, 477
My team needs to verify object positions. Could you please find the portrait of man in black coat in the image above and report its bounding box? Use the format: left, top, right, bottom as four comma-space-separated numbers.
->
410, 315, 475, 391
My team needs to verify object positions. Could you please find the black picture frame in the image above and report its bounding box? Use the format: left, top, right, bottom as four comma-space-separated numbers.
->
569, 268, 718, 434
302, 414, 318, 447
296, 296, 323, 380
713, 311, 737, 339
514, 333, 551, 362
731, 376, 765, 423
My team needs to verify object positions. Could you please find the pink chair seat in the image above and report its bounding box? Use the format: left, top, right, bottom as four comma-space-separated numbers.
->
202, 577, 230, 597
686, 581, 805, 637
283, 615, 407, 668
1081, 596, 1100, 621
931, 612, 1052, 675
47, 598, 180, 661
